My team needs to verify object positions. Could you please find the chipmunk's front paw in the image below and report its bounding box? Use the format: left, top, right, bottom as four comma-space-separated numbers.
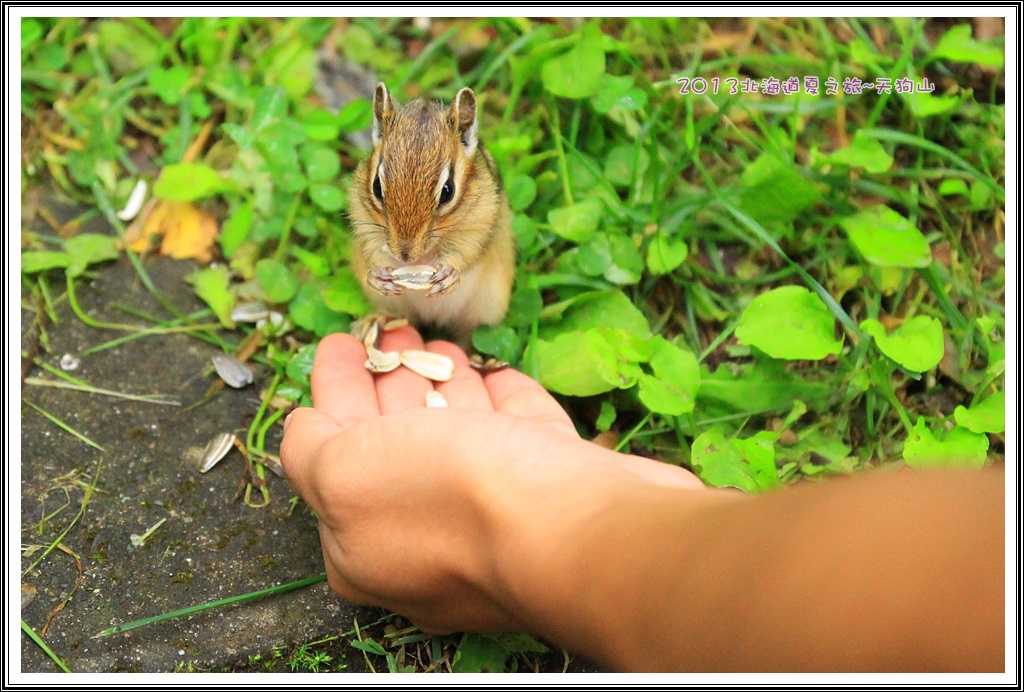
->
368, 267, 404, 296
426, 264, 461, 296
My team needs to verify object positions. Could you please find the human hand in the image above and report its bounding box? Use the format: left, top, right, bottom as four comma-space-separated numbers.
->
281, 326, 704, 634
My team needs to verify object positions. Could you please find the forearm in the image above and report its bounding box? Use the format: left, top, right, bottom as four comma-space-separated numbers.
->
489, 459, 1004, 672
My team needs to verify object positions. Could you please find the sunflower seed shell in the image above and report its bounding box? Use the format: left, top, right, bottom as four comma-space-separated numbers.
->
212, 353, 255, 388
400, 350, 455, 382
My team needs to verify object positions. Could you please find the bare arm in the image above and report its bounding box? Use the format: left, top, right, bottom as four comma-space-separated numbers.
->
281, 329, 1004, 672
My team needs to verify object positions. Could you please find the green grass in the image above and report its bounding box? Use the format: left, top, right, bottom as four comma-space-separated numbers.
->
21, 15, 1006, 669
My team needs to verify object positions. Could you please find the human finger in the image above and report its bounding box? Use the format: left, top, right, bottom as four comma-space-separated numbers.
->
310, 333, 380, 422
280, 406, 349, 512
483, 367, 578, 438
375, 325, 434, 414
427, 341, 493, 411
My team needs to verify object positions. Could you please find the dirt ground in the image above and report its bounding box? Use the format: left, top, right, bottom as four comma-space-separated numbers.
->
18, 204, 595, 674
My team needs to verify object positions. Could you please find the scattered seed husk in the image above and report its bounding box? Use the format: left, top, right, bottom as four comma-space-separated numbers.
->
365, 347, 401, 374
199, 432, 237, 473
258, 455, 284, 478
231, 301, 271, 323
211, 353, 254, 388
400, 350, 455, 382
392, 264, 437, 290
382, 317, 409, 331
116, 179, 148, 221
425, 390, 448, 408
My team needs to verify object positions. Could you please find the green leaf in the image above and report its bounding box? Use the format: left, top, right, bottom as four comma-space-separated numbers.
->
451, 633, 512, 673
255, 258, 300, 304
153, 163, 233, 201
591, 73, 647, 114
223, 123, 254, 151
931, 24, 1004, 68
903, 418, 989, 469
220, 202, 252, 258
302, 144, 341, 182
823, 133, 894, 173
732, 431, 783, 490
65, 233, 121, 278
860, 315, 944, 372
265, 39, 316, 99
148, 66, 190, 105
736, 286, 842, 360
301, 109, 341, 142
603, 233, 644, 285
938, 179, 969, 196
839, 205, 932, 268
289, 282, 350, 337
738, 154, 821, 226
321, 268, 370, 316
905, 89, 961, 118
21, 18, 43, 48
954, 390, 1005, 434
309, 183, 344, 211
187, 265, 235, 328
506, 174, 537, 212
541, 23, 605, 99
690, 429, 758, 492
603, 144, 650, 188
472, 325, 521, 363
646, 233, 688, 275
252, 85, 289, 134
286, 342, 318, 387
21, 251, 71, 274
637, 337, 700, 415
575, 234, 612, 276
547, 198, 603, 243
506, 282, 544, 328
540, 290, 651, 340
697, 361, 836, 419
595, 400, 617, 431
337, 98, 373, 132
530, 328, 647, 397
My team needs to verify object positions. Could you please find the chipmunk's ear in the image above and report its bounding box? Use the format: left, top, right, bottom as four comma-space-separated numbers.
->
372, 82, 395, 147
453, 87, 478, 157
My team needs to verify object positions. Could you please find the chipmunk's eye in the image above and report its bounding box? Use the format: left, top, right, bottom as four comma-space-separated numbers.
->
372, 174, 383, 203
439, 179, 454, 206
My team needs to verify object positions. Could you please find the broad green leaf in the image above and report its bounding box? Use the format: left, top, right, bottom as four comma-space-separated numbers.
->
530, 328, 646, 397
576, 234, 612, 276
289, 282, 350, 337
301, 108, 341, 141
148, 66, 190, 105
337, 98, 373, 132
220, 202, 252, 258
603, 144, 650, 188
691, 429, 759, 493
21, 251, 70, 274
507, 174, 537, 212
938, 179, 969, 195
931, 24, 1004, 68
251, 85, 289, 134
823, 133, 893, 173
96, 19, 159, 74
286, 342, 318, 388
309, 183, 344, 211
591, 73, 647, 113
451, 633, 512, 673
65, 233, 120, 278
860, 315, 944, 372
321, 267, 370, 316
506, 282, 543, 328
290, 244, 331, 278
603, 233, 644, 285
153, 163, 233, 201
697, 361, 836, 419
736, 286, 842, 360
255, 258, 300, 304
839, 205, 931, 268
301, 144, 341, 182
903, 418, 989, 469
540, 290, 651, 340
905, 89, 961, 118
547, 198, 603, 243
954, 390, 1005, 434
22, 18, 43, 48
265, 39, 316, 99
732, 431, 783, 490
738, 154, 821, 226
646, 233, 688, 275
222, 123, 254, 150
541, 23, 605, 99
639, 336, 700, 415
595, 400, 617, 431
472, 325, 521, 363
187, 265, 234, 328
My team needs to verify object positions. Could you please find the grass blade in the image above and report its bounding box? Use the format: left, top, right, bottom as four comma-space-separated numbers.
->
92, 573, 328, 638
21, 619, 71, 673
23, 400, 105, 451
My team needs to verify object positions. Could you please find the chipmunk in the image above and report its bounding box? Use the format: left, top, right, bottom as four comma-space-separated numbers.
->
348, 83, 515, 348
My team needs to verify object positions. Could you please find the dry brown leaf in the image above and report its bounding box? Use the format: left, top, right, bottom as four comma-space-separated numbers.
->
127, 200, 218, 262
